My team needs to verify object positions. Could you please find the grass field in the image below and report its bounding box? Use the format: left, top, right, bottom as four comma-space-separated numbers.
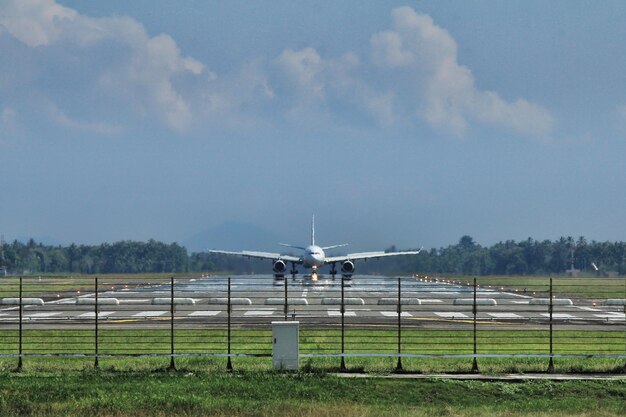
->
0, 329, 624, 374
447, 275, 626, 299
0, 369, 624, 417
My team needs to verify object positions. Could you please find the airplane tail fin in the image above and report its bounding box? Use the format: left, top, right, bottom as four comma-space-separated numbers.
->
311, 215, 315, 246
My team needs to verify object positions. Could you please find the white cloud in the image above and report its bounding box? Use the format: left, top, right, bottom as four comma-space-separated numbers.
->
275, 48, 395, 125
371, 6, 554, 136
47, 104, 120, 135
0, 1, 554, 138
276, 47, 325, 101
0, 0, 77, 47
0, 0, 208, 132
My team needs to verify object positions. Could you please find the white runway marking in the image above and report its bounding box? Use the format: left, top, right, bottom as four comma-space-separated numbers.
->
420, 299, 443, 303
488, 313, 522, 319
25, 312, 61, 318
244, 310, 275, 316
133, 311, 167, 317
328, 310, 357, 317
511, 301, 530, 304
540, 313, 577, 319
188, 311, 221, 317
79, 312, 115, 318
431, 292, 460, 295
435, 312, 468, 319
575, 306, 603, 312
380, 312, 412, 317
594, 313, 625, 320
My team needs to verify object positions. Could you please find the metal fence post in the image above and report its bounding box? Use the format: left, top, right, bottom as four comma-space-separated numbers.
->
226, 277, 233, 372
547, 276, 555, 373
471, 277, 479, 373
168, 276, 176, 371
340, 274, 346, 371
395, 276, 403, 372
284, 274, 288, 320
17, 276, 23, 372
94, 276, 99, 369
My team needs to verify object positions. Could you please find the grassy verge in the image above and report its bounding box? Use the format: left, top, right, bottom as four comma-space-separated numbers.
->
446, 275, 626, 299
0, 369, 624, 417
1, 328, 623, 354
0, 328, 624, 374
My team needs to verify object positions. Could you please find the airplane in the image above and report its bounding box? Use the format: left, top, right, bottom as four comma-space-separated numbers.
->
208, 216, 422, 280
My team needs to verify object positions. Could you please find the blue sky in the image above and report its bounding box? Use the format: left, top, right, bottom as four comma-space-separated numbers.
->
1, 0, 625, 251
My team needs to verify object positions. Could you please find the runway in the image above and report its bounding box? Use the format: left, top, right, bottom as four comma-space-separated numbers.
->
1, 275, 624, 328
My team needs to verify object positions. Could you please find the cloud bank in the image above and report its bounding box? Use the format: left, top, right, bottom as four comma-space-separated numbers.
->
1, 0, 208, 132
371, 7, 553, 136
0, 1, 553, 138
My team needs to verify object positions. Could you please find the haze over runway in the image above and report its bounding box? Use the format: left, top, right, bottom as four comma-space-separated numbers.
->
1, 1, 626, 251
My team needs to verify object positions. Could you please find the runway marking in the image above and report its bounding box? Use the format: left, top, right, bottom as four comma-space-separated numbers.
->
575, 306, 603, 312
79, 312, 115, 318
420, 299, 443, 303
431, 292, 460, 295
25, 312, 62, 318
594, 313, 625, 320
328, 310, 357, 317
133, 311, 167, 317
301, 289, 308, 298
488, 313, 522, 319
188, 311, 221, 317
380, 312, 412, 317
511, 301, 530, 304
435, 312, 468, 319
540, 313, 577, 319
244, 310, 275, 316
119, 299, 151, 304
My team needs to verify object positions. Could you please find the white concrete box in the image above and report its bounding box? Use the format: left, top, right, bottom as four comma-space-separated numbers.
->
272, 321, 299, 370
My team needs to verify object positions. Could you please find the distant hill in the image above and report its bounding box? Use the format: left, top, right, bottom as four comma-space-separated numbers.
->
183, 221, 286, 253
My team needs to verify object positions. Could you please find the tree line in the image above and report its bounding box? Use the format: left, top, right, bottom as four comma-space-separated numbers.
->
362, 236, 626, 276
0, 239, 189, 274
0, 236, 624, 276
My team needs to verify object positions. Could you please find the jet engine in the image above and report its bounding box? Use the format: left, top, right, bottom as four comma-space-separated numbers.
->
341, 260, 355, 278
273, 259, 287, 278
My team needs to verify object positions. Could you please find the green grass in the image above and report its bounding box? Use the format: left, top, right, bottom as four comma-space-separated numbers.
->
1, 328, 623, 355
0, 329, 623, 374
445, 276, 626, 299
0, 275, 181, 298
0, 369, 624, 416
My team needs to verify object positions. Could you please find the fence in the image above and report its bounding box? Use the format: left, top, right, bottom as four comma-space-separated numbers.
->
0, 274, 624, 372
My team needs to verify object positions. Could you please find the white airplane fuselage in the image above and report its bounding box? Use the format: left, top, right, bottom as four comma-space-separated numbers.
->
303, 245, 325, 269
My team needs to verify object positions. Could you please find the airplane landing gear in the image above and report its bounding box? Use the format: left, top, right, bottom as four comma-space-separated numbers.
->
330, 262, 337, 279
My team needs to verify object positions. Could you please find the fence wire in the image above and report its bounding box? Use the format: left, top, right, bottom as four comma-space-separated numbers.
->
0, 274, 624, 372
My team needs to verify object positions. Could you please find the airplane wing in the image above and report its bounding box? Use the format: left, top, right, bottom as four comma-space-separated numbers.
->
325, 248, 422, 263
208, 249, 301, 263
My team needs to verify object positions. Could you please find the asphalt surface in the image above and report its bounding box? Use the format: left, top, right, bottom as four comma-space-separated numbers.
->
0, 275, 623, 329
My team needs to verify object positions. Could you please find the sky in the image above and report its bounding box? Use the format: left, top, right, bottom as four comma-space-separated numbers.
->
1, 0, 626, 251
